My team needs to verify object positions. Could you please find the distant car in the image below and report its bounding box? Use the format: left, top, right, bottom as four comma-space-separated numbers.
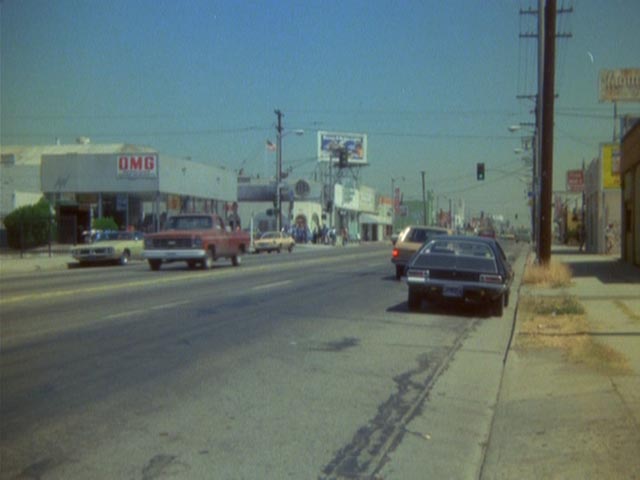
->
391, 225, 451, 280
253, 231, 295, 253
405, 235, 513, 316
71, 230, 144, 266
477, 228, 496, 239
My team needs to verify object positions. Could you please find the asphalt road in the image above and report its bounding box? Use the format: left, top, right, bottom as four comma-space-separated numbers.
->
0, 242, 526, 479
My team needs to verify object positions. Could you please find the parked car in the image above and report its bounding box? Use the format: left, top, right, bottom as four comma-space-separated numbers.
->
404, 235, 513, 316
70, 230, 144, 266
477, 228, 496, 238
391, 225, 451, 280
253, 231, 295, 253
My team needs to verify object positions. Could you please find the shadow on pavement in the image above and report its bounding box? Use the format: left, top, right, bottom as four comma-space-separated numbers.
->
564, 259, 640, 284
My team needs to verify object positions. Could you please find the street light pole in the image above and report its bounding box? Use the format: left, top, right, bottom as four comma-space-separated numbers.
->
421, 171, 427, 225
275, 109, 284, 231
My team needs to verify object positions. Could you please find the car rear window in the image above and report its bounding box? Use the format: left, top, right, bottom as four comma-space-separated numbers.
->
413, 239, 498, 273
407, 228, 447, 243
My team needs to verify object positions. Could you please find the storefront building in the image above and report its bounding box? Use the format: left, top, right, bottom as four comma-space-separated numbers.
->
585, 143, 622, 254
621, 120, 640, 266
0, 143, 237, 244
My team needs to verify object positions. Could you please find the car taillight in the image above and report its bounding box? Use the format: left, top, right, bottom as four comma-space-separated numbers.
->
407, 269, 429, 280
392, 248, 399, 258
480, 274, 503, 284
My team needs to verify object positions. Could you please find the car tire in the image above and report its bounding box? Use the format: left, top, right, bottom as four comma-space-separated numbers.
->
395, 265, 404, 281
491, 295, 504, 317
288, 245, 293, 253
202, 250, 215, 270
408, 287, 421, 311
148, 260, 161, 271
119, 251, 130, 266
276, 247, 281, 253
504, 289, 510, 307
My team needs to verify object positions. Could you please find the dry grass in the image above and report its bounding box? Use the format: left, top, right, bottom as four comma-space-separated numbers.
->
517, 295, 631, 375
522, 260, 572, 288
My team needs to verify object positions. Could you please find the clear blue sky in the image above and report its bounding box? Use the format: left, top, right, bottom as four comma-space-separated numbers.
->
1, 0, 638, 226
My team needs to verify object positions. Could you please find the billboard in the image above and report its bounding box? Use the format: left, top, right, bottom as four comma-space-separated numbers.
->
599, 69, 640, 102
601, 143, 621, 189
317, 131, 368, 165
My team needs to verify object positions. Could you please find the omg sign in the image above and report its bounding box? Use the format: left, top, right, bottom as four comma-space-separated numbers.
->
117, 155, 158, 178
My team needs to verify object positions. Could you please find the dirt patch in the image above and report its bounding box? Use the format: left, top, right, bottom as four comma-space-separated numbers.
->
516, 295, 631, 375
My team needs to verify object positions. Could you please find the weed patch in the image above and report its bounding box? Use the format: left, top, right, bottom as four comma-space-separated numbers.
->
516, 295, 630, 375
522, 260, 572, 288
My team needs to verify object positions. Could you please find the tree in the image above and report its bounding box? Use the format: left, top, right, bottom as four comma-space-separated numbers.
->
3, 198, 55, 249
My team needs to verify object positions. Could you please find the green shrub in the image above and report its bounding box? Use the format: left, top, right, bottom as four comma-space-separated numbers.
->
92, 216, 119, 231
3, 198, 55, 249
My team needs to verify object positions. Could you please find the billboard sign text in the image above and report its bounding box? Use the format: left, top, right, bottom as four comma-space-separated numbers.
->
566, 169, 584, 193
599, 68, 640, 102
117, 155, 158, 178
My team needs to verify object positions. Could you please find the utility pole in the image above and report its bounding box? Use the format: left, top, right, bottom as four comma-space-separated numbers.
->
539, 0, 557, 264
519, 0, 571, 262
275, 109, 283, 232
421, 171, 427, 225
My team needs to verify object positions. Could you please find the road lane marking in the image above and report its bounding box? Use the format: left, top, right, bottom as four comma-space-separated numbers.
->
251, 280, 292, 291
0, 250, 384, 305
105, 300, 191, 319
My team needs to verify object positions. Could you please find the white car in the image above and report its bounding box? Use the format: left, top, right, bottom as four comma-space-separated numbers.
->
253, 231, 295, 253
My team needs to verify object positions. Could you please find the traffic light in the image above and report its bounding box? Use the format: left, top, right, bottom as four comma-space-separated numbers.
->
476, 162, 485, 181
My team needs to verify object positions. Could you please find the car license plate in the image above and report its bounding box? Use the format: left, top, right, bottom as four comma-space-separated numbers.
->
443, 286, 463, 298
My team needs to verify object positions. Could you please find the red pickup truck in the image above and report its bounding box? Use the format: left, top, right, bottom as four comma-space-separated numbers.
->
143, 214, 250, 271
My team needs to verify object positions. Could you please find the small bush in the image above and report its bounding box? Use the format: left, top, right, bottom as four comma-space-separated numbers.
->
3, 198, 55, 249
92, 216, 119, 231
523, 260, 572, 287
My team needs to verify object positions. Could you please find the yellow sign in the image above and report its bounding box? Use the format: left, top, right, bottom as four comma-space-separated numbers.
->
601, 143, 621, 189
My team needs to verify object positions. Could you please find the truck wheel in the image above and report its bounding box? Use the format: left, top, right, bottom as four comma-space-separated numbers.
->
187, 261, 197, 269
148, 260, 161, 271
231, 254, 241, 266
202, 250, 214, 270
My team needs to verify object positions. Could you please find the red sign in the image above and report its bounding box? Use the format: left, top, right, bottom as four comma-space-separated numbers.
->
117, 155, 158, 178
566, 169, 584, 193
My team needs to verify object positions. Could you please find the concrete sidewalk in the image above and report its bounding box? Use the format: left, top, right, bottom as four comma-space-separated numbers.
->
0, 247, 72, 275
481, 246, 640, 479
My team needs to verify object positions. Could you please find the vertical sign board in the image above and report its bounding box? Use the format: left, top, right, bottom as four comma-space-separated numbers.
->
566, 169, 584, 193
117, 154, 158, 178
601, 143, 621, 189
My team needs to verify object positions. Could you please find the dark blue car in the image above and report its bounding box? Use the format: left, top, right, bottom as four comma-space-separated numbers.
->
405, 235, 513, 316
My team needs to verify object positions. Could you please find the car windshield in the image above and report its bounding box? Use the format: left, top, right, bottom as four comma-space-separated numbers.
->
165, 216, 212, 231
261, 232, 278, 239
